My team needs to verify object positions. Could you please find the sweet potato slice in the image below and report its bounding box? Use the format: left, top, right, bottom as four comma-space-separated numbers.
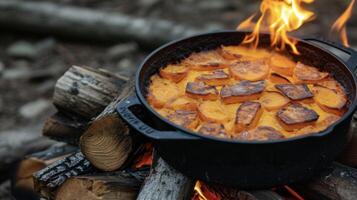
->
235, 102, 262, 132
198, 101, 228, 123
316, 79, 345, 95
269, 73, 291, 84
159, 64, 189, 83
238, 126, 284, 141
269, 53, 296, 76
195, 70, 230, 86
229, 60, 270, 81
198, 122, 229, 138
293, 62, 329, 83
183, 50, 228, 71
260, 92, 290, 111
277, 103, 319, 131
312, 86, 347, 115
220, 46, 271, 60
221, 80, 265, 104
147, 76, 180, 108
165, 96, 198, 111
185, 82, 219, 100
275, 84, 313, 101
167, 110, 199, 130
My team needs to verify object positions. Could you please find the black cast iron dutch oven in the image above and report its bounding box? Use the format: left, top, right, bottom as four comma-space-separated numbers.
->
116, 31, 357, 189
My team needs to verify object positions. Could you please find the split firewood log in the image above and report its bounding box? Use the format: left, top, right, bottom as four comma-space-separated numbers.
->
13, 143, 78, 199
55, 168, 149, 200
33, 152, 94, 199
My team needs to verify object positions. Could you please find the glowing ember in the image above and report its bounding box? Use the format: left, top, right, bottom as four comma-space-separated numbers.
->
237, 0, 315, 54
193, 181, 220, 200
133, 143, 153, 169
331, 0, 355, 47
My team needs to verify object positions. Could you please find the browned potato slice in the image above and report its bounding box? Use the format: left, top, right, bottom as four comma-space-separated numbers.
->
235, 102, 262, 132
183, 50, 228, 71
316, 79, 345, 94
160, 64, 189, 83
229, 60, 270, 81
277, 103, 319, 131
186, 82, 219, 100
269, 73, 291, 84
220, 46, 271, 60
195, 70, 230, 86
293, 62, 329, 83
238, 126, 284, 141
260, 92, 290, 111
198, 101, 228, 123
269, 53, 296, 76
147, 76, 180, 108
275, 84, 313, 101
221, 80, 265, 104
198, 122, 229, 138
165, 96, 198, 111
312, 86, 347, 115
167, 110, 199, 130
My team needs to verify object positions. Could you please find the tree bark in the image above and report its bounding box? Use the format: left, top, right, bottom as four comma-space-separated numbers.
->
137, 152, 194, 200
55, 168, 149, 200
0, 0, 212, 47
53, 65, 126, 120
42, 112, 87, 145
33, 152, 94, 200
296, 163, 357, 200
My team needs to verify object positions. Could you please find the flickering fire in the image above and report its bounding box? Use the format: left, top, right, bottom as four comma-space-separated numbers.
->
133, 143, 153, 169
237, 0, 315, 54
331, 0, 355, 47
193, 181, 220, 200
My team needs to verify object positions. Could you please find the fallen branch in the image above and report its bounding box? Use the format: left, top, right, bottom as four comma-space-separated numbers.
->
0, 0, 215, 47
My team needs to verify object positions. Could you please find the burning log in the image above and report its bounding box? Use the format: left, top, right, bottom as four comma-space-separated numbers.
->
13, 143, 78, 199
0, 0, 211, 47
296, 163, 357, 200
33, 152, 94, 199
55, 168, 149, 200
137, 152, 194, 200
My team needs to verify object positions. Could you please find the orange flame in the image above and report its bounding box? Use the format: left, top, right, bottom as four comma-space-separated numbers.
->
331, 0, 355, 47
133, 143, 153, 169
193, 181, 220, 200
237, 0, 315, 54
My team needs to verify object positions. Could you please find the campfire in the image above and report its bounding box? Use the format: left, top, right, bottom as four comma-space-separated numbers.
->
8, 0, 357, 200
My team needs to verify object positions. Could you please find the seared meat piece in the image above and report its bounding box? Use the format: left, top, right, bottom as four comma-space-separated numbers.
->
238, 126, 284, 141
294, 62, 329, 83
235, 102, 262, 132
199, 122, 228, 138
229, 59, 270, 81
275, 84, 313, 101
220, 80, 265, 104
196, 70, 230, 86
186, 82, 219, 100
277, 103, 319, 131
167, 110, 199, 130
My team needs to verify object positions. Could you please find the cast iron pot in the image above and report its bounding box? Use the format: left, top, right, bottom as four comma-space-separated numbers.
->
116, 31, 357, 189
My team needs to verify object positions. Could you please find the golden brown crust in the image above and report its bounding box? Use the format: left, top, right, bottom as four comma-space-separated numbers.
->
185, 82, 219, 100
167, 110, 199, 130
220, 80, 265, 104
238, 126, 284, 141
198, 122, 228, 138
235, 102, 262, 132
277, 103, 319, 131
229, 60, 270, 81
195, 70, 230, 86
183, 50, 228, 71
293, 62, 329, 83
275, 83, 313, 101
159, 64, 189, 83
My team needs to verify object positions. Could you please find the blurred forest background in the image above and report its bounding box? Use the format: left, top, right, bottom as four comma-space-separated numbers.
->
0, 0, 356, 198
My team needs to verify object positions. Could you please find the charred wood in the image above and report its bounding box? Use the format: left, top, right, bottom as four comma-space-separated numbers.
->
33, 152, 94, 199
55, 168, 149, 200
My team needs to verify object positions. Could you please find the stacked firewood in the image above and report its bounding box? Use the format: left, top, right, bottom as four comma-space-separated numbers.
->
15, 65, 357, 200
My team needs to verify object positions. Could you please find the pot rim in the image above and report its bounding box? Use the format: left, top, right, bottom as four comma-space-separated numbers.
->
135, 30, 357, 144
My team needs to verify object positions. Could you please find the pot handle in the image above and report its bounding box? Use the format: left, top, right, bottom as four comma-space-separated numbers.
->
116, 95, 200, 141
303, 38, 357, 71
